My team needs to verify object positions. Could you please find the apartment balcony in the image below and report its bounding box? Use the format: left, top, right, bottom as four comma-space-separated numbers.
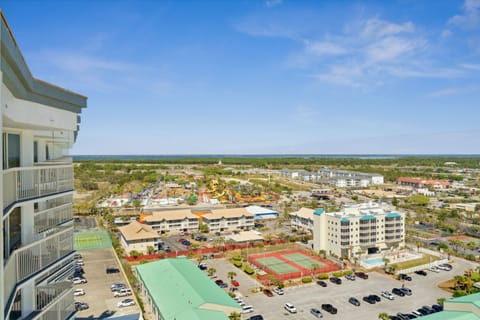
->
34, 203, 73, 233
3, 165, 74, 212
3, 227, 74, 302
33, 285, 75, 320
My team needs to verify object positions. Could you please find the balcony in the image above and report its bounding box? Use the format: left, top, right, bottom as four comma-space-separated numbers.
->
3, 165, 74, 212
34, 285, 75, 320
3, 227, 74, 302
35, 204, 73, 233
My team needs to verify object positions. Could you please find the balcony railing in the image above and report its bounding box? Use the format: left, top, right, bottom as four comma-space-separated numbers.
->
3, 165, 74, 212
34, 286, 75, 320
34, 204, 73, 234
3, 227, 74, 302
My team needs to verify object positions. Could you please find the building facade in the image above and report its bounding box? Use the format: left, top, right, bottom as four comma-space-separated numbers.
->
312, 203, 405, 258
1, 11, 86, 320
279, 168, 384, 187
118, 221, 161, 254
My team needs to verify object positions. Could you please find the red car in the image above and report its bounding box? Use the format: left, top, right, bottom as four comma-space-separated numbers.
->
178, 238, 186, 243
231, 280, 240, 287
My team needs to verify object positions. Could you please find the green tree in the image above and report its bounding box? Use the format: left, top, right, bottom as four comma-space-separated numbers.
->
129, 250, 141, 258
378, 312, 390, 320
229, 312, 241, 320
408, 194, 430, 206
207, 267, 216, 276
228, 271, 237, 280
147, 246, 154, 254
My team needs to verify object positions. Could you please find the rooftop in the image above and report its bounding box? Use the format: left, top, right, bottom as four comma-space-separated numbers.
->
118, 221, 159, 241
136, 258, 241, 320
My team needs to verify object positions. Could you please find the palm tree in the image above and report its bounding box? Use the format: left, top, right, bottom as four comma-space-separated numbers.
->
229, 311, 241, 320
207, 267, 216, 277
228, 271, 237, 280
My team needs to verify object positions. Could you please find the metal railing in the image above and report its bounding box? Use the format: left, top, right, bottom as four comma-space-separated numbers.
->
3, 165, 74, 211
34, 204, 73, 234
34, 286, 75, 320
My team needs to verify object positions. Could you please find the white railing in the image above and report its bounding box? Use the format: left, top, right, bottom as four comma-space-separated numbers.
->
395, 258, 449, 275
34, 204, 73, 234
3, 227, 73, 298
3, 165, 74, 211
34, 287, 75, 320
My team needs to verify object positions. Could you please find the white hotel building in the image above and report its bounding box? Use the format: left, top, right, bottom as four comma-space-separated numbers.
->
1, 12, 86, 320
309, 203, 405, 258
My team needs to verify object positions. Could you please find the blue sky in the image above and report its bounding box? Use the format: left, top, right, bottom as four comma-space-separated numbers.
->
2, 0, 480, 154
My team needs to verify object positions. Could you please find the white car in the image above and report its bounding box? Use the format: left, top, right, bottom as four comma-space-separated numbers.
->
117, 299, 135, 307
72, 277, 87, 284
113, 289, 132, 297
75, 260, 85, 266
74, 289, 85, 296
284, 302, 297, 313
429, 266, 440, 273
381, 290, 394, 300
242, 306, 254, 314
273, 287, 284, 295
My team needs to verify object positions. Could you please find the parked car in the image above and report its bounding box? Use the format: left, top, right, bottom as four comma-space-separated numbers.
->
242, 306, 254, 314
429, 266, 440, 273
111, 283, 126, 291
284, 303, 297, 313
273, 287, 284, 295
399, 273, 412, 281
182, 240, 191, 246
117, 298, 135, 307
381, 290, 394, 300
73, 253, 82, 260
370, 294, 381, 302
72, 277, 87, 284
392, 288, 405, 296
113, 288, 132, 297
355, 272, 369, 279
106, 267, 120, 274
178, 238, 186, 243
198, 263, 208, 270
248, 316, 264, 320
310, 308, 323, 318
316, 280, 327, 287
263, 289, 273, 297
400, 287, 412, 296
439, 263, 452, 271
74, 302, 89, 311
321, 304, 337, 314
74, 289, 85, 296
349, 297, 361, 306
363, 295, 376, 304
215, 280, 228, 288
231, 280, 240, 287
415, 270, 427, 276
75, 260, 84, 266
345, 274, 356, 281
329, 277, 342, 284
431, 304, 443, 312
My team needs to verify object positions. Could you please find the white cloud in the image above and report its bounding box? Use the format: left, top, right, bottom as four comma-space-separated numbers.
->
361, 18, 414, 39
265, 0, 283, 8
365, 36, 423, 63
441, 29, 453, 38
427, 86, 479, 97
314, 64, 365, 88
462, 63, 480, 70
304, 40, 347, 56
449, 0, 480, 29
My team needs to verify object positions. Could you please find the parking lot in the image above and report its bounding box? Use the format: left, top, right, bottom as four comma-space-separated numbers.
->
203, 256, 477, 320
74, 248, 140, 319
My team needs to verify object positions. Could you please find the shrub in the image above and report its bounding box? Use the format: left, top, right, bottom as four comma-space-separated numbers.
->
244, 265, 254, 275
301, 277, 313, 283
332, 271, 344, 277
233, 261, 242, 268
317, 273, 329, 280
232, 255, 242, 262
343, 270, 353, 275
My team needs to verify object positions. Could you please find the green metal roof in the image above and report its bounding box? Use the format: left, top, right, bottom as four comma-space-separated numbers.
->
418, 311, 480, 320
136, 258, 241, 320
314, 208, 324, 216
448, 292, 480, 303
385, 212, 401, 218
359, 215, 376, 221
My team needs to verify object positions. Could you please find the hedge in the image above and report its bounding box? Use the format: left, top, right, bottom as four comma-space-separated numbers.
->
317, 273, 329, 280
244, 265, 254, 275
301, 277, 313, 283
234, 261, 243, 268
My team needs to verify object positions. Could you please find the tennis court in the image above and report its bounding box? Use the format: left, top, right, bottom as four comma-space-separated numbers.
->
283, 253, 327, 270
256, 257, 298, 274
74, 230, 112, 251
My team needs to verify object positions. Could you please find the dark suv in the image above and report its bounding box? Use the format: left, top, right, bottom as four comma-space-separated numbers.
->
392, 288, 405, 296
329, 277, 342, 284
399, 273, 412, 281
355, 272, 369, 279
106, 267, 120, 274
321, 304, 337, 314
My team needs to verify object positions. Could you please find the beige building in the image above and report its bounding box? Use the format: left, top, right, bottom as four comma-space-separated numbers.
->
202, 208, 254, 233
143, 209, 199, 234
312, 203, 405, 258
290, 208, 315, 231
118, 221, 161, 254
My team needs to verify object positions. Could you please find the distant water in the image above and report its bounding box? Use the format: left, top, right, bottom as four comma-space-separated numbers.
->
73, 154, 480, 161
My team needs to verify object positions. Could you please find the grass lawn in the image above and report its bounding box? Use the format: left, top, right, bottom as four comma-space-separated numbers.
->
393, 254, 439, 270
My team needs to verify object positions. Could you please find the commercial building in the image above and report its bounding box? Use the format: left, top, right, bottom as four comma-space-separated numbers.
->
290, 207, 315, 231
143, 209, 199, 234
279, 168, 384, 187
201, 208, 254, 233
245, 205, 279, 220
419, 293, 480, 320
118, 221, 161, 254
397, 177, 450, 189
1, 11, 87, 320
136, 258, 241, 320
312, 203, 405, 258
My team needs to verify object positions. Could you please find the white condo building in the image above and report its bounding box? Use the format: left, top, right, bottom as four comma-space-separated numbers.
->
1, 12, 86, 320
312, 203, 405, 258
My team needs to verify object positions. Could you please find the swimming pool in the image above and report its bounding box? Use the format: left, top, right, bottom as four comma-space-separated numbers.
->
363, 257, 384, 267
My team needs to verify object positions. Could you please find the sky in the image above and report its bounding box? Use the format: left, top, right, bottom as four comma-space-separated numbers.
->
2, 0, 480, 155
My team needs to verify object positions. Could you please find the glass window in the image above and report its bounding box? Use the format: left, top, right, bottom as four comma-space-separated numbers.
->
2, 133, 21, 169
34, 141, 38, 163
9, 207, 22, 255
